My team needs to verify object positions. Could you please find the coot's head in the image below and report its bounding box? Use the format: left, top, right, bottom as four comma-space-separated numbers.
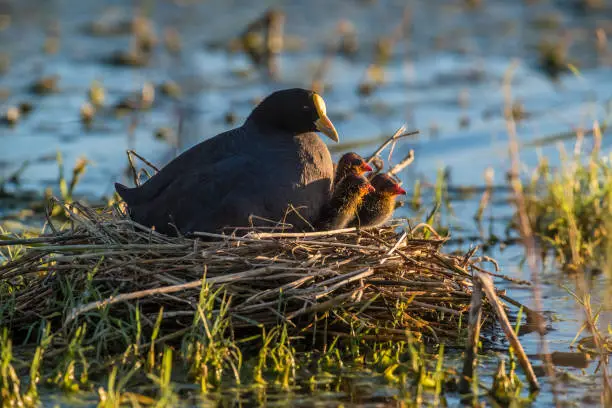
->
247, 88, 339, 142
371, 174, 406, 196
336, 152, 373, 181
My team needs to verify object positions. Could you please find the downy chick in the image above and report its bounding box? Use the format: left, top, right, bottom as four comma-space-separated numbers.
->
316, 174, 374, 230
334, 152, 372, 186
352, 173, 406, 228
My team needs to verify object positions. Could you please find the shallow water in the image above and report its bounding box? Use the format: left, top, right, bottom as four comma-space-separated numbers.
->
2, 0, 612, 406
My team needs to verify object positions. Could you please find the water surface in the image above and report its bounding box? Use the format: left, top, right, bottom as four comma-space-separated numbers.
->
2, 0, 612, 405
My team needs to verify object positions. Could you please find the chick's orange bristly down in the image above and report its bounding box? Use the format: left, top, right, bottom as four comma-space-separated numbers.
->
316, 174, 375, 230
334, 152, 372, 186
352, 173, 406, 228
114, 88, 340, 235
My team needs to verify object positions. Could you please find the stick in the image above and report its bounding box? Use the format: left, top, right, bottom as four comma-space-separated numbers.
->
248, 227, 359, 239
376, 231, 407, 265
64, 264, 309, 325
30, 243, 189, 251
459, 278, 483, 397
409, 300, 462, 316
315, 268, 374, 299
0, 235, 88, 246
64, 279, 206, 326
365, 127, 419, 163
192, 231, 383, 250
387, 149, 415, 177
478, 273, 540, 391
502, 62, 556, 399
366, 125, 405, 162
409, 223, 442, 239
127, 149, 160, 173
285, 291, 358, 320
191, 231, 275, 243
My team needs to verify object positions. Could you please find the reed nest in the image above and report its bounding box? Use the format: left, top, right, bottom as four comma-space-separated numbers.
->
0, 200, 532, 348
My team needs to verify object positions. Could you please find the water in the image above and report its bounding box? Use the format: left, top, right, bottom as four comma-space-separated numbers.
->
2, 0, 612, 405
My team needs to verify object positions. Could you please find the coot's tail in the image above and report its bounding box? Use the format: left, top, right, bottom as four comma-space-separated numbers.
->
115, 183, 133, 203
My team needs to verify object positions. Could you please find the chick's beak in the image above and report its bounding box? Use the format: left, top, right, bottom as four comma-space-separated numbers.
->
394, 185, 407, 195
366, 184, 376, 194
361, 162, 373, 173
315, 115, 339, 143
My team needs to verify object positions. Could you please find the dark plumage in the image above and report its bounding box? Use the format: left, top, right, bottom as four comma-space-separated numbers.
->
334, 152, 372, 186
115, 88, 340, 234
351, 173, 406, 228
316, 174, 374, 230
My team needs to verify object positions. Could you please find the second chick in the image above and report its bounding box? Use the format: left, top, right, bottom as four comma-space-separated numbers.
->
351, 173, 406, 228
316, 174, 374, 230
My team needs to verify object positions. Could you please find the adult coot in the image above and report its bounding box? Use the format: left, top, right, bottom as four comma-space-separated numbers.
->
351, 174, 406, 228
333, 152, 372, 187
315, 174, 374, 230
115, 88, 339, 234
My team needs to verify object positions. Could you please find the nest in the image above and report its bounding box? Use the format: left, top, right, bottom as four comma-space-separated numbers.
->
0, 200, 531, 348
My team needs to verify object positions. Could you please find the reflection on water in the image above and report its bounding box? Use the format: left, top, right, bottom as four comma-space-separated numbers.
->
2, 0, 612, 405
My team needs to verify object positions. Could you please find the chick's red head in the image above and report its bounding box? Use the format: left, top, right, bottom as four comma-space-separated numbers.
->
338, 152, 373, 176
371, 174, 406, 196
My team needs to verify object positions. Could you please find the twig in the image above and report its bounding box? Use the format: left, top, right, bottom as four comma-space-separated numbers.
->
64, 278, 205, 326
286, 290, 360, 320
193, 230, 382, 250
409, 300, 462, 316
64, 264, 297, 325
478, 273, 540, 392
315, 268, 374, 299
248, 227, 359, 239
365, 127, 419, 163
30, 244, 189, 251
387, 149, 415, 177
503, 62, 557, 402
459, 278, 483, 397
127, 149, 160, 173
409, 223, 442, 239
0, 234, 88, 246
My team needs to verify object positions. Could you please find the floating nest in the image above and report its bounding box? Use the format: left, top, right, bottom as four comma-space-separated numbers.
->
0, 199, 532, 350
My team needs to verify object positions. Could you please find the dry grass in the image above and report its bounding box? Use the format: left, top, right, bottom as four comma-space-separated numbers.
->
0, 199, 530, 348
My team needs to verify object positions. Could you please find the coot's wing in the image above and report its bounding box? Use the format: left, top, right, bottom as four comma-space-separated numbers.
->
116, 126, 248, 206
242, 144, 332, 231
129, 154, 259, 233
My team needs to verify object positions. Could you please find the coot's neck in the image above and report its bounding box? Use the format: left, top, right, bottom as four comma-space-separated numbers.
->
245, 105, 307, 137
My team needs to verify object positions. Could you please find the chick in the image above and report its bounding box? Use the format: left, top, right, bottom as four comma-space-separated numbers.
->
316, 174, 374, 230
352, 173, 406, 228
334, 152, 372, 186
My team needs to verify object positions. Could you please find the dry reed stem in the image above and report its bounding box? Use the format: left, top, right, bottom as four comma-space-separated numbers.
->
365, 127, 419, 164
479, 273, 540, 391
388, 150, 415, 178
64, 276, 207, 326
503, 61, 558, 403
459, 278, 482, 396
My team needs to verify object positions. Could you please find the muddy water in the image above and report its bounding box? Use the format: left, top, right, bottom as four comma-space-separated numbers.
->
2, 0, 612, 405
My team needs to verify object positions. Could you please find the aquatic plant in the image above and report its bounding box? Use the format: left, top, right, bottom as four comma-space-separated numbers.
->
520, 123, 612, 273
